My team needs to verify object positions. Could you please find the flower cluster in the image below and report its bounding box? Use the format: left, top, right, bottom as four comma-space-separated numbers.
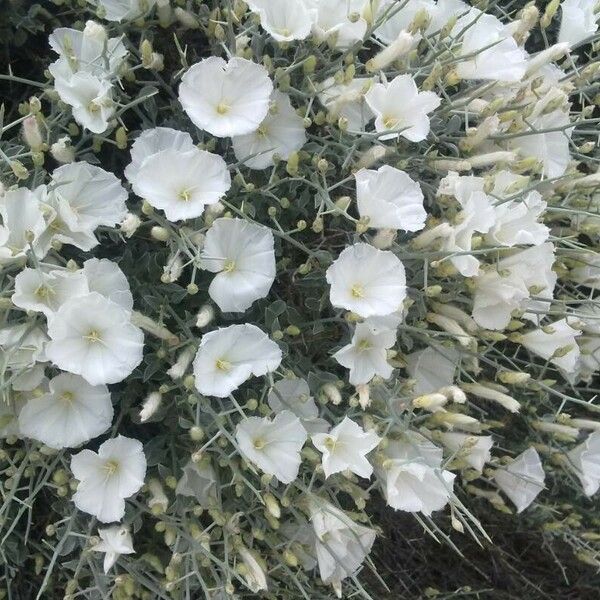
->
1, 0, 600, 598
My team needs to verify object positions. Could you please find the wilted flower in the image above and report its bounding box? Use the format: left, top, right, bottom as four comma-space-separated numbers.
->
440, 432, 493, 472
92, 525, 135, 573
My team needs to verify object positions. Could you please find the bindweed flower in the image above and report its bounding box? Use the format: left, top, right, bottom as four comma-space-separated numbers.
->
91, 0, 157, 22
326, 243, 406, 318
179, 57, 273, 137
236, 410, 307, 483
71, 435, 146, 522
200, 218, 276, 312
440, 432, 493, 472
494, 448, 545, 513
312, 416, 381, 478
245, 0, 313, 42
558, 0, 598, 46
92, 525, 135, 573
18, 373, 113, 449
192, 324, 282, 397
567, 431, 600, 497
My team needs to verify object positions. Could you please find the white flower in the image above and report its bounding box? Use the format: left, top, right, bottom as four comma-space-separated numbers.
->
0, 186, 51, 264
378, 432, 455, 515
365, 74, 440, 141
18, 373, 113, 449
179, 57, 273, 137
54, 72, 114, 134
49, 162, 128, 232
440, 432, 493, 472
200, 218, 276, 312
71, 435, 146, 523
510, 109, 572, 178
311, 0, 369, 48
91, 0, 157, 22
238, 546, 268, 593
246, 0, 313, 42
124, 127, 195, 185
131, 147, 230, 221
494, 447, 545, 512
573, 306, 600, 382
405, 346, 459, 396
318, 77, 374, 131
48, 22, 127, 81
333, 320, 396, 385
374, 0, 436, 43
310, 499, 376, 595
0, 324, 48, 375
454, 10, 527, 82
567, 431, 600, 497
571, 252, 600, 288
82, 258, 134, 312
355, 165, 426, 231
326, 243, 406, 318
192, 324, 282, 398
520, 318, 581, 373
267, 378, 329, 434
232, 91, 306, 170
46, 292, 144, 385
472, 243, 557, 330
175, 459, 218, 505
12, 268, 88, 317
92, 525, 135, 573
312, 417, 381, 478
236, 410, 307, 483
559, 0, 598, 46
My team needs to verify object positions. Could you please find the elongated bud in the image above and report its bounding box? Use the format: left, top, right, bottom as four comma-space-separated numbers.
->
196, 304, 215, 329
140, 392, 163, 423
413, 393, 448, 411
533, 420, 579, 440
366, 31, 417, 72
174, 7, 199, 29
131, 311, 179, 345
461, 383, 521, 413
148, 478, 169, 514
167, 347, 195, 380
120, 213, 141, 238
426, 312, 472, 347
23, 115, 43, 151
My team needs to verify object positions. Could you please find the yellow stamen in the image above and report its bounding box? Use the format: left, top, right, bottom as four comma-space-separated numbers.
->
351, 284, 364, 298
216, 102, 230, 115
223, 259, 236, 273
215, 358, 232, 372
60, 391, 74, 403
84, 329, 102, 343
253, 437, 265, 450
103, 459, 120, 476
178, 189, 192, 202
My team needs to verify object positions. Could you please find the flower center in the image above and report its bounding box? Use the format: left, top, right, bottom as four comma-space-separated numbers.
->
103, 459, 120, 476
215, 358, 232, 372
223, 259, 236, 273
60, 391, 75, 404
277, 27, 291, 37
383, 115, 399, 129
256, 124, 268, 138
216, 102, 230, 115
87, 100, 101, 114
178, 189, 192, 202
34, 284, 54, 299
358, 339, 372, 351
351, 284, 364, 298
253, 437, 266, 450
84, 329, 102, 343
323, 436, 337, 451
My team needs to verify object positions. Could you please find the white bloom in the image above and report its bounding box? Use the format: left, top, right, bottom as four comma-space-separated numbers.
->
379, 432, 455, 515
236, 410, 307, 483
454, 10, 527, 82
46, 293, 144, 385
520, 318, 581, 373
333, 320, 396, 385
326, 243, 406, 318
365, 74, 440, 141
124, 127, 195, 185
71, 435, 146, 523
200, 218, 275, 312
175, 459, 218, 505
472, 243, 557, 330
374, 0, 436, 43
131, 147, 231, 221
440, 432, 493, 472
510, 109, 572, 178
312, 417, 381, 478
49, 162, 128, 232
0, 186, 51, 264
494, 447, 545, 512
92, 525, 135, 573
232, 91, 306, 170
0, 324, 48, 374
567, 431, 600, 496
48, 22, 127, 81
571, 252, 600, 288
179, 57, 273, 137
311, 0, 369, 48
82, 258, 134, 312
267, 378, 329, 434
238, 546, 268, 593
406, 346, 459, 396
559, 0, 599, 46
54, 72, 115, 134
318, 77, 374, 131
355, 165, 426, 231
18, 373, 112, 449
91, 0, 157, 22
192, 324, 282, 398
12, 268, 88, 317
246, 0, 313, 41
310, 500, 376, 594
